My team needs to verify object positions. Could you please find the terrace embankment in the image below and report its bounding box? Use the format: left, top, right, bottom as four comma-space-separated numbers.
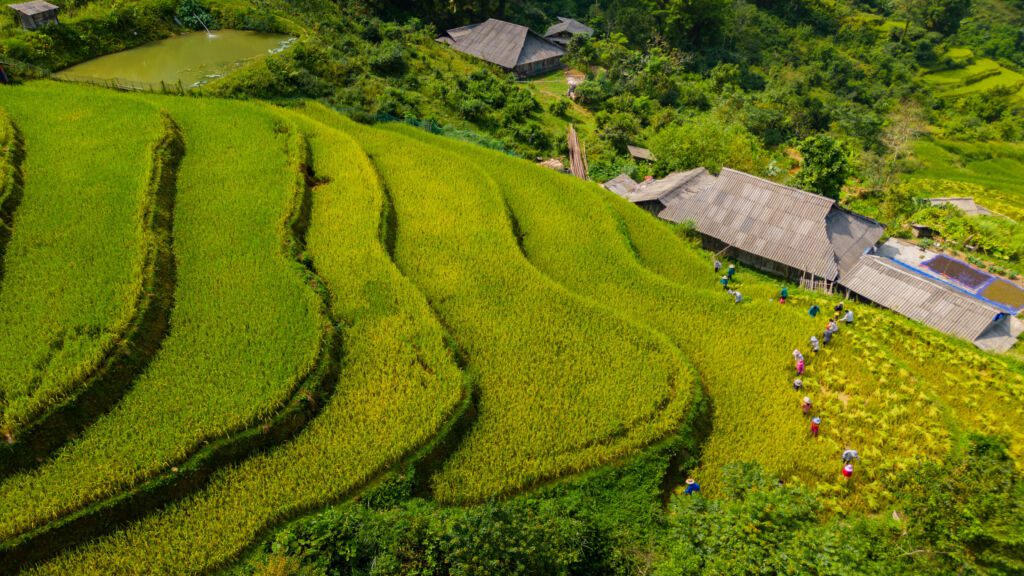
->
0, 113, 182, 478
0, 110, 25, 289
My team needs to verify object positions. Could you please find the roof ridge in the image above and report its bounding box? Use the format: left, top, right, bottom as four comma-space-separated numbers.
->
719, 167, 835, 207
862, 256, 1004, 314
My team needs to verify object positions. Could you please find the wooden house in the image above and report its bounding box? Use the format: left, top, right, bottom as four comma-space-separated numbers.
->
8, 1, 58, 30
604, 167, 714, 216
437, 19, 565, 79
544, 17, 594, 47
658, 168, 884, 288
841, 256, 1023, 352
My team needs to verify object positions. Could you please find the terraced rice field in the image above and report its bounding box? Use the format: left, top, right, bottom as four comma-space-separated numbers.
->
0, 87, 327, 552
0, 84, 165, 442
1, 81, 1022, 573
909, 139, 1024, 219
921, 49, 1024, 100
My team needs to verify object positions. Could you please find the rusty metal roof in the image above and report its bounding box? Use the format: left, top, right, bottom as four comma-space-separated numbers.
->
841, 256, 1003, 343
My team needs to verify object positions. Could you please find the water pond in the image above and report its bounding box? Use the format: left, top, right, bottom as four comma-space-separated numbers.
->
55, 30, 293, 88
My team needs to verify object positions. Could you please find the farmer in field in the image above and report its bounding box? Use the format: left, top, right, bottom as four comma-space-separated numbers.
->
842, 463, 854, 478
796, 358, 805, 375
793, 349, 804, 362
727, 263, 736, 279
810, 335, 819, 353
780, 286, 789, 304
811, 416, 821, 437
720, 275, 730, 290
684, 478, 701, 495
733, 290, 743, 304
843, 309, 854, 324
809, 304, 820, 317
842, 449, 859, 464
835, 301, 844, 313
801, 396, 812, 415
793, 378, 803, 391
714, 259, 722, 273
823, 329, 833, 346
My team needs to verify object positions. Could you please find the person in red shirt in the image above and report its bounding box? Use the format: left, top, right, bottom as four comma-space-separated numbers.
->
810, 416, 821, 437
842, 463, 854, 478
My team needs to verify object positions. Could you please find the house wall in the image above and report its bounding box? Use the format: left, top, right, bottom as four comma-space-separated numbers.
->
702, 236, 803, 282
514, 56, 563, 78
17, 11, 57, 29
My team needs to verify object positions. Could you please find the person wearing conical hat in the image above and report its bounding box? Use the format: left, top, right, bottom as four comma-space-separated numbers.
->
801, 396, 812, 415
810, 416, 821, 437
683, 478, 701, 495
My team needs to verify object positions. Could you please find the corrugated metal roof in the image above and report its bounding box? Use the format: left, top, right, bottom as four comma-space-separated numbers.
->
544, 17, 594, 37
627, 145, 655, 161
925, 197, 993, 216
841, 256, 1003, 342
662, 168, 841, 279
630, 167, 711, 203
602, 173, 638, 198
439, 19, 564, 70
826, 208, 885, 277
8, 0, 56, 15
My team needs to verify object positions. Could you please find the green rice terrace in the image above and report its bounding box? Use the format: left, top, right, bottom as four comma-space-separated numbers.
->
0, 81, 1023, 574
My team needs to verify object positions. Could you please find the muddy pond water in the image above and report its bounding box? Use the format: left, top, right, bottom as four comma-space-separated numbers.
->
55, 30, 293, 88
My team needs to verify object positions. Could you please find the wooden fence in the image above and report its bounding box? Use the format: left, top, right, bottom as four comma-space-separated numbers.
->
50, 74, 189, 95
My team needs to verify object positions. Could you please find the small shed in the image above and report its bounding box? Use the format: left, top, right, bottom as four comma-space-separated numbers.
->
8, 0, 58, 29
925, 197, 993, 217
544, 17, 594, 47
627, 145, 655, 163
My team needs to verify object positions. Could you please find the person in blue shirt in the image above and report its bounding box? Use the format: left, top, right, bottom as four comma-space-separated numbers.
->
684, 478, 701, 495
809, 304, 820, 317
780, 286, 789, 303
727, 264, 736, 279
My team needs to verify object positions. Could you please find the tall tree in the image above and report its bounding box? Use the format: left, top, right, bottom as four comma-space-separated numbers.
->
794, 134, 851, 200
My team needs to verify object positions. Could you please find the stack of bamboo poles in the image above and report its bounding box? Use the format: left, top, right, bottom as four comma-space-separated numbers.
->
567, 125, 588, 180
